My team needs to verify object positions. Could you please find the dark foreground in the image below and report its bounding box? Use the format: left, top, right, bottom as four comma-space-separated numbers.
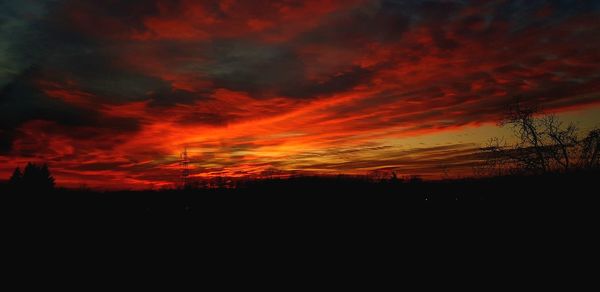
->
1, 171, 598, 218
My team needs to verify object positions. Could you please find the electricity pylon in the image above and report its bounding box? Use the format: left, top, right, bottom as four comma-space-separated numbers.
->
180, 146, 190, 188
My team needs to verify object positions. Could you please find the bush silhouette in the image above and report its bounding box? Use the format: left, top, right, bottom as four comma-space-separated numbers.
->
9, 163, 55, 190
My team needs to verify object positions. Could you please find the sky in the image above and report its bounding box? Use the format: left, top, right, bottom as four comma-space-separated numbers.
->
1, 0, 599, 189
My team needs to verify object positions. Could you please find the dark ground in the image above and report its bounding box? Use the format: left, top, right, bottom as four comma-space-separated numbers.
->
1, 171, 597, 218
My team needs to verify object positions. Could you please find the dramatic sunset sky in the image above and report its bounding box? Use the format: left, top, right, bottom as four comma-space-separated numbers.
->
1, 0, 599, 189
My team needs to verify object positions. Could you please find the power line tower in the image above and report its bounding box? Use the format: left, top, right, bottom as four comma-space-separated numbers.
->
180, 146, 190, 188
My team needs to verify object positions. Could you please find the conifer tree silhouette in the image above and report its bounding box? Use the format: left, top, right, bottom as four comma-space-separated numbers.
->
20, 163, 55, 190
9, 167, 22, 185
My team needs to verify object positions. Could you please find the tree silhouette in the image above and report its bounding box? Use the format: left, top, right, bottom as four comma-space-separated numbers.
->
480, 100, 599, 176
500, 101, 549, 173
17, 162, 55, 190
9, 167, 22, 185
580, 128, 600, 169
540, 114, 579, 172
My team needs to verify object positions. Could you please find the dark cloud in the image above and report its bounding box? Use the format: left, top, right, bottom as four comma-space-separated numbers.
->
0, 68, 140, 154
202, 39, 377, 98
203, 40, 305, 97
283, 66, 376, 98
298, 0, 411, 45
49, 0, 168, 38
0, 0, 216, 152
